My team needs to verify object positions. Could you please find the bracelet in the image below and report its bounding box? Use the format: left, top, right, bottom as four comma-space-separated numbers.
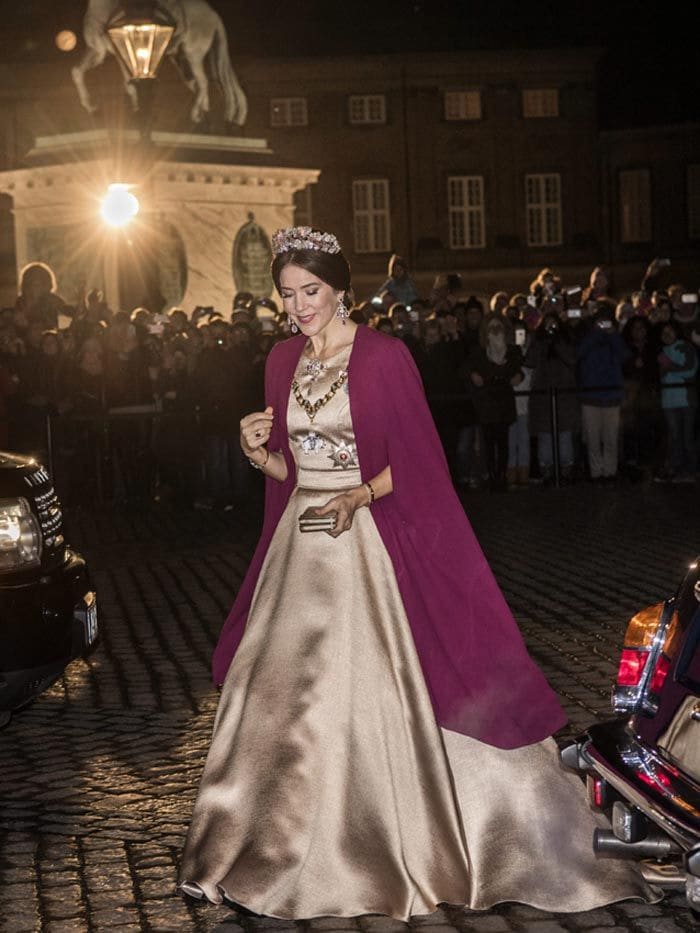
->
365, 480, 375, 505
248, 447, 270, 471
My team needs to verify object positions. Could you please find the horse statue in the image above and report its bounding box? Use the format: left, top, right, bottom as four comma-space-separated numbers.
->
71, 0, 248, 126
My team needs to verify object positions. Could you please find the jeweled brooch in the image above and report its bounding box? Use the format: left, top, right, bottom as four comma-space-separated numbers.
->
328, 442, 357, 469
301, 431, 325, 454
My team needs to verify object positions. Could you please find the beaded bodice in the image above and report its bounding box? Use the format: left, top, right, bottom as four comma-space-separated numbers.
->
287, 343, 360, 488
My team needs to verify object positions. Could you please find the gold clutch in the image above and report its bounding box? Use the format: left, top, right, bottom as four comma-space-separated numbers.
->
298, 506, 337, 533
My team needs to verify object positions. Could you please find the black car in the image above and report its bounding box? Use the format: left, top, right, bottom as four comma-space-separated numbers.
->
0, 450, 97, 726
563, 560, 700, 910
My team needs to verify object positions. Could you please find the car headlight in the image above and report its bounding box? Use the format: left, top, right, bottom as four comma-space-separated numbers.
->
0, 498, 42, 571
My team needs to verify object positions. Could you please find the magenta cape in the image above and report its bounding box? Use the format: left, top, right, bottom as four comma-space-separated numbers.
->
212, 326, 566, 749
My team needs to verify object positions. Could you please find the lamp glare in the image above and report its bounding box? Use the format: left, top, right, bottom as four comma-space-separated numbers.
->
100, 184, 140, 227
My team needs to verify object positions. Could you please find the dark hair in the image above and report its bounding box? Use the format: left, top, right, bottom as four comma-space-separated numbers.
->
271, 238, 352, 295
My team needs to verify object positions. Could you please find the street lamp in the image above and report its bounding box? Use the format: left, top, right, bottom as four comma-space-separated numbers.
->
100, 183, 140, 227
106, 1, 175, 141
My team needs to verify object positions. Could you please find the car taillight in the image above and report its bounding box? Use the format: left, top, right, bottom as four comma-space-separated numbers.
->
617, 648, 649, 687
612, 600, 677, 716
649, 654, 671, 694
592, 776, 605, 808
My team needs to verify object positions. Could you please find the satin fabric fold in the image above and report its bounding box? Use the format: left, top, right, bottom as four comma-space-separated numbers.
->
181, 347, 655, 918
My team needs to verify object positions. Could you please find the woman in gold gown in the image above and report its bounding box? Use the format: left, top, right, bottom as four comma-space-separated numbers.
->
179, 227, 656, 920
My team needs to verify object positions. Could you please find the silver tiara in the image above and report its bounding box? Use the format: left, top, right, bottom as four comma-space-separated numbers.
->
271, 226, 341, 256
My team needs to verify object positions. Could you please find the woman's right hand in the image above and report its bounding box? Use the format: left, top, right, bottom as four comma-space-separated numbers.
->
240, 406, 274, 457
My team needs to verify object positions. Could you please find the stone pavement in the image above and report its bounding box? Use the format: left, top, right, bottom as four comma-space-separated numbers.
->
1, 483, 699, 933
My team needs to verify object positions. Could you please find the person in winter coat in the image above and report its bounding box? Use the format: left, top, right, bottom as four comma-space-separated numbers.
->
577, 309, 630, 482
507, 321, 532, 487
525, 313, 578, 483
621, 315, 660, 473
657, 321, 698, 483
467, 314, 522, 491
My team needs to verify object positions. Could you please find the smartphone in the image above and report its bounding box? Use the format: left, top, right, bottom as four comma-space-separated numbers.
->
515, 329, 526, 346
567, 308, 582, 319
527, 296, 537, 308
682, 293, 698, 304
597, 319, 613, 330
409, 310, 419, 322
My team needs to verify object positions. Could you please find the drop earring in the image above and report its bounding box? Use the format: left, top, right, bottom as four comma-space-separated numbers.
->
291, 321, 299, 334
335, 296, 349, 325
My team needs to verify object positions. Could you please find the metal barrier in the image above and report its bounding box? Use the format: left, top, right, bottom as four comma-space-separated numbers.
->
35, 384, 629, 501
426, 383, 630, 490
40, 406, 203, 505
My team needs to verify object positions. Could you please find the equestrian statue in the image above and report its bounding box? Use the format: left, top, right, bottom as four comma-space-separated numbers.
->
71, 0, 248, 126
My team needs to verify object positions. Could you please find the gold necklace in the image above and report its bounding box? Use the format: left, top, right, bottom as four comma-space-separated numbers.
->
292, 369, 348, 422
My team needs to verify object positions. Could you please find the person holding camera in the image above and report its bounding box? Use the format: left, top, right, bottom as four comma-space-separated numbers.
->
657, 320, 698, 483
577, 308, 630, 483
525, 312, 578, 484
374, 254, 420, 309
466, 313, 522, 491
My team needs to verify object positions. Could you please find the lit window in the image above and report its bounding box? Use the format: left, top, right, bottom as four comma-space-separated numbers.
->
448, 176, 485, 249
348, 95, 386, 125
526, 173, 562, 246
522, 89, 559, 118
352, 179, 391, 253
688, 165, 700, 239
444, 90, 482, 121
270, 97, 308, 127
619, 169, 651, 243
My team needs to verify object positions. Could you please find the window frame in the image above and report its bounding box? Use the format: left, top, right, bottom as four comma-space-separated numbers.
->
447, 175, 486, 249
269, 97, 308, 127
444, 89, 482, 122
348, 94, 387, 125
352, 178, 391, 254
522, 88, 560, 119
525, 173, 563, 247
619, 168, 652, 244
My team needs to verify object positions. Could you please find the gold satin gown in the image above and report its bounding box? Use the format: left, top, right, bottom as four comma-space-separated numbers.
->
179, 343, 654, 920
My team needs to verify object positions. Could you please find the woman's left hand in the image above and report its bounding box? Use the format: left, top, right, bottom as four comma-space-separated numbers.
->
314, 485, 369, 538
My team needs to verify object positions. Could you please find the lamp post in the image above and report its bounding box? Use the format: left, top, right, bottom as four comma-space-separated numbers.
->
106, 1, 175, 143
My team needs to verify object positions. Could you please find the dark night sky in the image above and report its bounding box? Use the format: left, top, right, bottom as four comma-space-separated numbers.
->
2, 0, 698, 129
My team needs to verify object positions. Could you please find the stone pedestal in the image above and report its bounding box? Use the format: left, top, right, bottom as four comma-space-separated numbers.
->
0, 133, 319, 313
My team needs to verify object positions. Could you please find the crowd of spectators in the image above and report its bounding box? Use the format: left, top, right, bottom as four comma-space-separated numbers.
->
1, 255, 698, 505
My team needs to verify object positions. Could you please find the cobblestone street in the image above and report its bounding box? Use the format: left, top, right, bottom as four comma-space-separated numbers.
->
1, 484, 699, 933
